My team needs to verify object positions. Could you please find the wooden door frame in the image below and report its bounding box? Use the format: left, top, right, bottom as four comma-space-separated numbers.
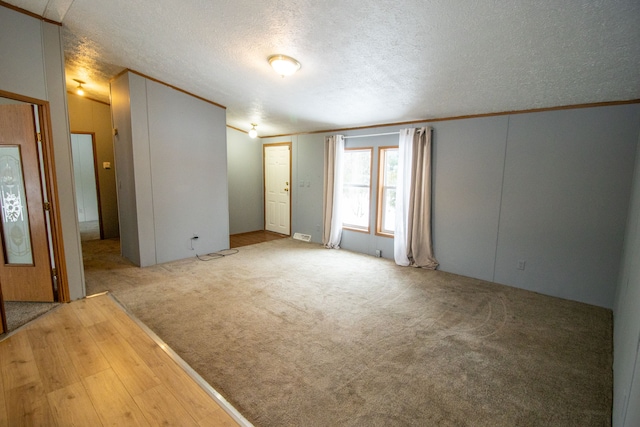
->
71, 131, 104, 240
0, 281, 6, 333
0, 89, 70, 304
263, 142, 292, 235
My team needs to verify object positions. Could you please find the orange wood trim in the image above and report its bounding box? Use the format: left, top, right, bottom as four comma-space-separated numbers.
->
263, 142, 292, 236
375, 145, 398, 238
0, 1, 62, 25
40, 102, 70, 302
110, 69, 227, 110
0, 280, 6, 333
67, 92, 110, 106
262, 98, 640, 139
227, 124, 249, 134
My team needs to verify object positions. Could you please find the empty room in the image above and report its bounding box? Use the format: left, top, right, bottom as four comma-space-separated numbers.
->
1, 1, 639, 426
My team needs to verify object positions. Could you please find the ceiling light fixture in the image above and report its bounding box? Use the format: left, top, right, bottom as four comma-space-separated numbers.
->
248, 123, 258, 138
73, 79, 85, 96
268, 54, 301, 77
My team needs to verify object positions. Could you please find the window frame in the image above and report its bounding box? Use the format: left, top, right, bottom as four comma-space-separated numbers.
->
341, 147, 373, 233
375, 146, 399, 238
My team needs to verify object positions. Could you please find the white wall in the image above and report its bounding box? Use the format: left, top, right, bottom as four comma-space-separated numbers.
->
111, 71, 229, 266
0, 6, 85, 300
227, 128, 264, 234
613, 130, 640, 427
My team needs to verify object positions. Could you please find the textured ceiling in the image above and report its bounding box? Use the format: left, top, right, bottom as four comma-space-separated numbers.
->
5, 0, 640, 136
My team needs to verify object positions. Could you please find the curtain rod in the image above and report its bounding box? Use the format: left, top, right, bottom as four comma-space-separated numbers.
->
343, 131, 400, 139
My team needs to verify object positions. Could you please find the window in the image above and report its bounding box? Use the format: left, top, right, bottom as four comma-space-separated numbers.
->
376, 147, 398, 236
342, 148, 372, 231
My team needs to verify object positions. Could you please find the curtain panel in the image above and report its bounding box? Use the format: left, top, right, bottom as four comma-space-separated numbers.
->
322, 135, 345, 248
394, 127, 439, 269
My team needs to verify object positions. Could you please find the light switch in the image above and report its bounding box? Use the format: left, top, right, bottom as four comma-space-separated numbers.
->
299, 180, 304, 187
103, 162, 111, 169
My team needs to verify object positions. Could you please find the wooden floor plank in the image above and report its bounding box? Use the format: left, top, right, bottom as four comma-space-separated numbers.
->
0, 295, 243, 427
126, 335, 238, 425
0, 364, 7, 426
71, 298, 107, 327
28, 316, 82, 393
47, 381, 102, 426
0, 333, 40, 391
5, 381, 55, 426
134, 384, 200, 427
57, 308, 111, 377
83, 369, 150, 427
93, 329, 160, 397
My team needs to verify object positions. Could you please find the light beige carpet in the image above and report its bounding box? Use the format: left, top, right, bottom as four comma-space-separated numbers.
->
83, 238, 612, 426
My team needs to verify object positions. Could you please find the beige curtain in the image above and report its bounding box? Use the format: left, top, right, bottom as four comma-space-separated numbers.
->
394, 127, 438, 269
322, 135, 344, 248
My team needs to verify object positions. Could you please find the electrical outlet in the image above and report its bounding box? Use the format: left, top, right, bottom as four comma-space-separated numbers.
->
375, 249, 382, 258
517, 260, 526, 270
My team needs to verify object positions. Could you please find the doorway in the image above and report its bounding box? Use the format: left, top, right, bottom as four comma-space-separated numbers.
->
264, 143, 291, 235
71, 132, 102, 241
0, 91, 68, 333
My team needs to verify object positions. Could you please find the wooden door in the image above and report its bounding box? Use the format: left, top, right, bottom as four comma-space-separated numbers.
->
264, 144, 291, 235
0, 104, 54, 302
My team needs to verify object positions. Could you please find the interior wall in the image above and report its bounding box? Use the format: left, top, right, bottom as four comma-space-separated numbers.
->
227, 128, 264, 234
67, 93, 119, 239
0, 6, 85, 300
263, 104, 640, 308
613, 130, 640, 427
146, 78, 229, 263
110, 73, 141, 266
494, 106, 639, 308
111, 71, 229, 266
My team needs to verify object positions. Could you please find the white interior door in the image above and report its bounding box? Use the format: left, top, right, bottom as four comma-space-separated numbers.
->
264, 144, 290, 235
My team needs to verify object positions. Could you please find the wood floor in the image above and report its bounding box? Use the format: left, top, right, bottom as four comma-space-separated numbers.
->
229, 230, 288, 248
0, 294, 240, 426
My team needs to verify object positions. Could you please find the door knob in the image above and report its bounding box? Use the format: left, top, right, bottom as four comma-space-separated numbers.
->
284, 188, 289, 192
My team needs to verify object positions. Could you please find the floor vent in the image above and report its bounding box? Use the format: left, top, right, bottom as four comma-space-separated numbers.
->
293, 233, 312, 242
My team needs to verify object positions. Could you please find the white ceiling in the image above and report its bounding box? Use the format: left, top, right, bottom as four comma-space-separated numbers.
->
6, 0, 640, 136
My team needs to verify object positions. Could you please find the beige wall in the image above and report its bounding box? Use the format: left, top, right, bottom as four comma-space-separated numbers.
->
67, 93, 119, 239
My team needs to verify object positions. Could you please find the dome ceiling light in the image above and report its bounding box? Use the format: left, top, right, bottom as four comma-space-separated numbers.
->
268, 54, 301, 77
248, 123, 258, 138
73, 79, 86, 96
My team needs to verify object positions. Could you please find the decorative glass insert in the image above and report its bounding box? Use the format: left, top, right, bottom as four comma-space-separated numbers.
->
0, 146, 33, 264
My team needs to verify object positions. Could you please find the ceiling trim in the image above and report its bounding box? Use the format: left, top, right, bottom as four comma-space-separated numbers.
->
110, 69, 226, 110
67, 91, 110, 106
0, 1, 62, 25
262, 98, 640, 139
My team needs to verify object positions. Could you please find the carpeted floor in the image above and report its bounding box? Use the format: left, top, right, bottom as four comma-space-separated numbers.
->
3, 301, 60, 332
83, 238, 612, 426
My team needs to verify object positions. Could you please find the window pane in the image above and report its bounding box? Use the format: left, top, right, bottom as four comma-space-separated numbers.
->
343, 185, 370, 228
0, 145, 34, 264
342, 149, 371, 230
377, 147, 398, 235
344, 150, 371, 186
382, 188, 396, 233
384, 150, 398, 187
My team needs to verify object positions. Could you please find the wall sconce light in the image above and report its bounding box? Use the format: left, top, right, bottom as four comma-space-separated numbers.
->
249, 123, 258, 138
73, 79, 85, 96
268, 54, 301, 77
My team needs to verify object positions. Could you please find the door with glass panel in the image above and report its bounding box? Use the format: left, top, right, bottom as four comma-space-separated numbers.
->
0, 104, 54, 302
